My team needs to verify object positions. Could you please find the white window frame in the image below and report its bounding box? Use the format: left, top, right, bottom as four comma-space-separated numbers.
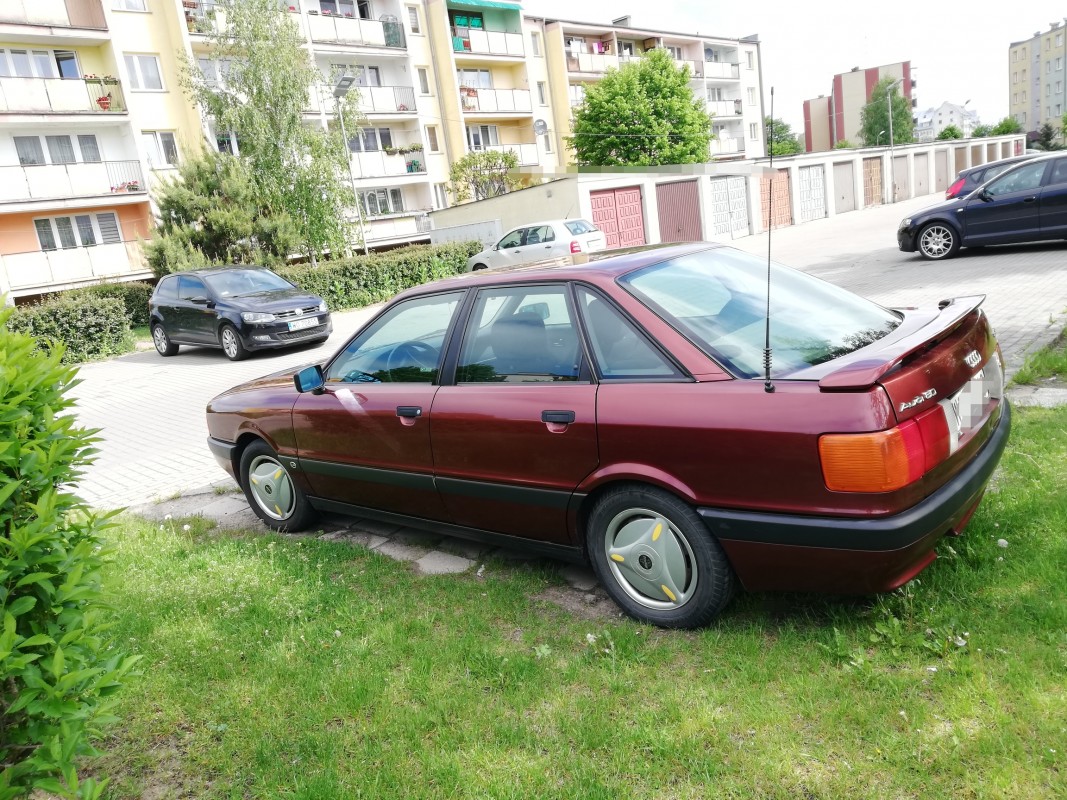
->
749, 123, 758, 140
112, 0, 148, 10
542, 132, 552, 153
0, 48, 80, 79
433, 183, 449, 210
33, 211, 121, 251
406, 5, 421, 34
665, 45, 682, 61
537, 81, 547, 105
426, 125, 440, 152
466, 124, 499, 150
142, 130, 179, 168
531, 32, 542, 57
746, 51, 754, 70
123, 53, 164, 91
747, 87, 756, 105
13, 133, 101, 165
456, 68, 492, 88
359, 188, 404, 216
416, 67, 431, 95
349, 127, 393, 152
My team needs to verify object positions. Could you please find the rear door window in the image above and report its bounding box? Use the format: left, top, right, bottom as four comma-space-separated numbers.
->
155, 276, 178, 301
564, 220, 597, 235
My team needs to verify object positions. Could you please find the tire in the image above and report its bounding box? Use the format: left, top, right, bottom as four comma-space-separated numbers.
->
220, 323, 248, 361
238, 439, 317, 531
585, 485, 736, 629
472, 263, 488, 271
917, 222, 960, 260
151, 323, 179, 357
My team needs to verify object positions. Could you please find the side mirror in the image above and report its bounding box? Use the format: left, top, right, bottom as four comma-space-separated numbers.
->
492, 244, 500, 251
190, 295, 209, 305
978, 188, 994, 202
294, 364, 326, 394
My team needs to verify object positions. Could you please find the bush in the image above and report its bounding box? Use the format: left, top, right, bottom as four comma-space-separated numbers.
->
5, 296, 132, 364
0, 306, 139, 799
66, 282, 155, 327
275, 241, 482, 311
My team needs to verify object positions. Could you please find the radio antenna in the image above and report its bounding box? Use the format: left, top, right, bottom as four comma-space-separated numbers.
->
763, 87, 775, 393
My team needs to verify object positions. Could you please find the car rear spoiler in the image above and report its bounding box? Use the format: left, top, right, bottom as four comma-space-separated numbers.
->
818, 295, 986, 391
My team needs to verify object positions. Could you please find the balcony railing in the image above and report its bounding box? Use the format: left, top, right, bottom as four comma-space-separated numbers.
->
482, 143, 538, 166
451, 26, 524, 57
704, 62, 740, 80
0, 0, 107, 29
357, 85, 416, 114
710, 136, 745, 156
565, 53, 619, 74
568, 86, 586, 107
708, 99, 743, 118
677, 59, 703, 78
350, 150, 426, 178
1, 242, 143, 293
0, 77, 127, 114
308, 13, 406, 49
459, 87, 531, 113
0, 160, 145, 203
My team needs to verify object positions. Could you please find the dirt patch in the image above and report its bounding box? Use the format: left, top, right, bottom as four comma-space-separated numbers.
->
532, 585, 624, 622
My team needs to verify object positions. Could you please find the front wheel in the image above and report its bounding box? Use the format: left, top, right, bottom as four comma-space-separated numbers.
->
586, 485, 736, 629
917, 222, 960, 260
239, 440, 317, 531
220, 323, 248, 361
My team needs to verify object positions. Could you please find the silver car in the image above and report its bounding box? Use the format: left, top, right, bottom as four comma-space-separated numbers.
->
466, 219, 607, 271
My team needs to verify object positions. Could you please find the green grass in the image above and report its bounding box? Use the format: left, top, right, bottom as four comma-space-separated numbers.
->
1013, 328, 1067, 384
90, 407, 1067, 798
130, 324, 151, 344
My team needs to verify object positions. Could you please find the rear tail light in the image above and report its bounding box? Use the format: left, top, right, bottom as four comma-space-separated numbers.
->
945, 178, 965, 199
819, 407, 951, 493
570, 240, 582, 254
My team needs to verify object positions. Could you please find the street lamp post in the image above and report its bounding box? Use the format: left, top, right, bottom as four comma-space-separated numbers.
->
333, 74, 369, 256
877, 130, 886, 146
887, 78, 903, 203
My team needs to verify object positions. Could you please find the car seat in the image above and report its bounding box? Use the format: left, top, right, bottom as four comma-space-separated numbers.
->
490, 311, 553, 375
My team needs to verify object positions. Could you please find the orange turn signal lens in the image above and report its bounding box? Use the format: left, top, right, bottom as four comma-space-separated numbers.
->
819, 421, 925, 493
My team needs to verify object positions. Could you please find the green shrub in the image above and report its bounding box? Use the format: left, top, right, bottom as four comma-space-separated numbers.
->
5, 296, 132, 364
275, 241, 482, 311
66, 282, 155, 327
0, 306, 139, 799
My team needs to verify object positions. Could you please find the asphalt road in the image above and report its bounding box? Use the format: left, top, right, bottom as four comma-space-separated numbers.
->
69, 194, 1067, 509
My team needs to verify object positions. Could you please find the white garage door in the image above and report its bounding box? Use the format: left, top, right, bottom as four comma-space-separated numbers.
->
798, 165, 827, 223
709, 176, 749, 236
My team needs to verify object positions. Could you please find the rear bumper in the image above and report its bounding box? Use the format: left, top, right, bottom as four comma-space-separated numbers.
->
700, 400, 1011, 594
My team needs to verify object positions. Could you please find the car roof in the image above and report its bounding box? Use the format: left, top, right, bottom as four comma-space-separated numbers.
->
501, 219, 592, 230
168, 266, 274, 278
960, 153, 1037, 177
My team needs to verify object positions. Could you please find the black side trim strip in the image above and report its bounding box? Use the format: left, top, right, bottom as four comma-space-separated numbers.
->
700, 401, 1012, 552
207, 436, 237, 463
307, 497, 586, 564
436, 476, 574, 509
298, 458, 435, 491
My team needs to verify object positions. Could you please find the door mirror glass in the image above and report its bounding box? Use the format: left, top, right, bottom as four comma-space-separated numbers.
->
294, 365, 325, 393
518, 301, 550, 320
189, 295, 209, 305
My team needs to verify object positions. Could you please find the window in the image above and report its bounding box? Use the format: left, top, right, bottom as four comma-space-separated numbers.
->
665, 45, 682, 60
456, 68, 492, 88
417, 67, 430, 94
78, 134, 101, 162
327, 292, 464, 384
466, 124, 499, 149
349, 127, 393, 152
1049, 158, 1067, 186
123, 53, 163, 90
1047, 83, 1051, 97
450, 11, 484, 31
576, 288, 679, 380
46, 135, 76, 164
749, 123, 758, 140
34, 212, 121, 251
177, 275, 208, 302
406, 5, 420, 33
359, 188, 404, 216
746, 51, 754, 70
747, 87, 756, 105
1047, 61, 1052, 74
1013, 71, 1018, 84
0, 48, 81, 78
54, 51, 78, 79
14, 134, 100, 165
1058, 57, 1064, 71
14, 137, 45, 166
542, 133, 552, 153
155, 276, 178, 301
1059, 34, 1065, 47
457, 286, 582, 383
985, 160, 1049, 197
426, 125, 439, 152
537, 81, 547, 105
531, 32, 542, 56
433, 184, 449, 210
142, 131, 179, 167
113, 0, 147, 9
354, 65, 381, 87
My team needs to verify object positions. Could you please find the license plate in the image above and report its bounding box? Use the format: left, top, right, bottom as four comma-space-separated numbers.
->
288, 316, 319, 332
940, 353, 1004, 451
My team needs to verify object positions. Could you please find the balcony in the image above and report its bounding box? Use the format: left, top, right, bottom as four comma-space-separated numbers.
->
0, 160, 145, 204
710, 136, 745, 156
565, 53, 619, 74
708, 99, 743, 118
350, 150, 426, 179
459, 87, 531, 114
357, 85, 416, 114
307, 12, 406, 49
451, 26, 524, 58
704, 62, 740, 80
482, 143, 538, 166
677, 59, 703, 78
568, 86, 586, 107
0, 0, 106, 31
0, 77, 127, 114
2, 241, 145, 294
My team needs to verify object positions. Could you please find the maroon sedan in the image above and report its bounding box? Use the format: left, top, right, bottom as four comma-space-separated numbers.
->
206, 244, 1010, 628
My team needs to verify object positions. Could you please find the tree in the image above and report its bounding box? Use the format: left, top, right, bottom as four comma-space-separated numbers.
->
936, 125, 964, 140
146, 149, 300, 277
765, 117, 802, 155
1035, 122, 1061, 151
990, 116, 1023, 135
859, 77, 914, 146
448, 150, 522, 203
568, 48, 712, 166
182, 0, 359, 261
972, 124, 993, 137
833, 139, 855, 149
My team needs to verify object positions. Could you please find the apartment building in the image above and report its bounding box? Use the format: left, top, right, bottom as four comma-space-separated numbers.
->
803, 61, 914, 152
914, 101, 979, 142
1008, 19, 1067, 136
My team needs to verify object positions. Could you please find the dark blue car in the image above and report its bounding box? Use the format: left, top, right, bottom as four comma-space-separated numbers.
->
898, 153, 1067, 259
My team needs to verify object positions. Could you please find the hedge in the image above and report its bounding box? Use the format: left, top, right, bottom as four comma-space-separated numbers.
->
275, 241, 482, 311
66, 281, 154, 327
5, 296, 133, 364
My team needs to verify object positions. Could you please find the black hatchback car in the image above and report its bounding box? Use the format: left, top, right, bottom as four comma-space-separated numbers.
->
898, 153, 1067, 260
150, 267, 332, 360
944, 153, 1038, 199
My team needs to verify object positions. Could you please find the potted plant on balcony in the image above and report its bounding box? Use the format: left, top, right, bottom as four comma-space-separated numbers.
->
96, 93, 112, 111
183, 0, 197, 8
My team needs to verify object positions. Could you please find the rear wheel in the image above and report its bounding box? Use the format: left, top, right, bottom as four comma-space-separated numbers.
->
239, 440, 317, 531
586, 485, 736, 628
151, 323, 178, 357
917, 222, 960, 260
472, 263, 488, 271
220, 323, 248, 361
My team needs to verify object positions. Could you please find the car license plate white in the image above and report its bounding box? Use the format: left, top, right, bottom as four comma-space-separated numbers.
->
288, 316, 319, 332
940, 354, 1004, 452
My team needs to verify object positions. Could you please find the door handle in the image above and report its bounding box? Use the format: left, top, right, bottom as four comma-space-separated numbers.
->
396, 406, 422, 418
1022, 196, 1037, 203
541, 410, 575, 424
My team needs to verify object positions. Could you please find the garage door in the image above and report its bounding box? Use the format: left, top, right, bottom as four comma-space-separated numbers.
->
863, 157, 883, 207
833, 162, 856, 214
590, 187, 646, 249
656, 180, 702, 243
913, 153, 929, 196
892, 155, 909, 202
798, 165, 827, 223
709, 176, 749, 235
935, 150, 949, 192
760, 169, 792, 230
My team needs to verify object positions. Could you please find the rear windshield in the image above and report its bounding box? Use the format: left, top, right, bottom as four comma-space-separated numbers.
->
202, 269, 293, 297
564, 220, 597, 235
620, 249, 901, 378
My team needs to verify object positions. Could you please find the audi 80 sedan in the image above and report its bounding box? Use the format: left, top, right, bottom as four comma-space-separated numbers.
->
206, 244, 1010, 628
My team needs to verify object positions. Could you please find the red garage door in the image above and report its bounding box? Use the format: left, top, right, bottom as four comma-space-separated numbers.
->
590, 186, 646, 249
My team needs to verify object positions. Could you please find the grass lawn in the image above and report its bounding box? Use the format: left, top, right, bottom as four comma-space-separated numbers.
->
1013, 328, 1067, 385
90, 406, 1067, 799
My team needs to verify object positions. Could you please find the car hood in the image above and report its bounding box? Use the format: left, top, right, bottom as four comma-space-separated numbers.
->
223, 289, 325, 312
908, 196, 966, 219
212, 360, 323, 400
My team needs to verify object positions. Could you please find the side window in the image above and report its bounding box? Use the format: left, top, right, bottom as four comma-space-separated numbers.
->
1048, 158, 1067, 185
457, 286, 582, 383
985, 161, 1048, 196
155, 276, 178, 301
525, 225, 554, 245
576, 288, 682, 380
498, 228, 524, 248
326, 291, 463, 384
177, 276, 207, 301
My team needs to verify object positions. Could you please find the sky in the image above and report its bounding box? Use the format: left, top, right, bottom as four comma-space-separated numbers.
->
530, 0, 1067, 133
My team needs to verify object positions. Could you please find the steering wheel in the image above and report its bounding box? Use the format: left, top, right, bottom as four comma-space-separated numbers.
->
386, 340, 439, 374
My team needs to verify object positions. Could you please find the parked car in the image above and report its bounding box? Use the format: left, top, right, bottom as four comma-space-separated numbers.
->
899, 152, 1067, 259
944, 153, 1037, 199
466, 219, 607, 271
206, 244, 1009, 628
150, 267, 332, 361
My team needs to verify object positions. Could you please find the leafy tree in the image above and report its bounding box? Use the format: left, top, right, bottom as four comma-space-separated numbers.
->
972, 124, 993, 137
990, 116, 1023, 135
447, 150, 522, 203
765, 117, 802, 156
181, 0, 360, 260
833, 139, 854, 149
936, 125, 964, 140
145, 149, 300, 277
568, 48, 712, 166
1034, 122, 1062, 151
859, 77, 914, 146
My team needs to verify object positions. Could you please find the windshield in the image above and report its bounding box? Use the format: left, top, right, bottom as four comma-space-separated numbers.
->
620, 249, 901, 378
202, 269, 294, 298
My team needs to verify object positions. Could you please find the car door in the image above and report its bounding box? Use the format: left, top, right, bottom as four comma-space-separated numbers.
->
1038, 157, 1067, 237
518, 224, 560, 263
292, 290, 465, 520
960, 159, 1049, 246
174, 274, 217, 343
429, 283, 598, 544
488, 227, 527, 269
